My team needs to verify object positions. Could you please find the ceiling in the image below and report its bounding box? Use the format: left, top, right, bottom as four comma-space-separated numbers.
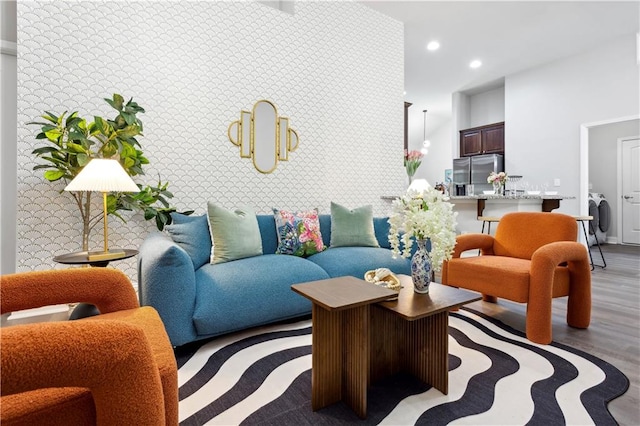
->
360, 1, 640, 133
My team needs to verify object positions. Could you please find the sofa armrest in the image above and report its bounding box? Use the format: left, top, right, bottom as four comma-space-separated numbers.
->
528, 241, 591, 342
138, 232, 198, 346
1, 269, 138, 315
1, 320, 165, 424
452, 233, 495, 258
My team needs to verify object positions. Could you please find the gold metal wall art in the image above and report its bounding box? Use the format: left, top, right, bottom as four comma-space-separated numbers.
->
228, 100, 299, 174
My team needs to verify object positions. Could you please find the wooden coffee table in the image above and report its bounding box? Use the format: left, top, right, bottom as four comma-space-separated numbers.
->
291, 276, 396, 419
370, 275, 481, 394
292, 275, 481, 419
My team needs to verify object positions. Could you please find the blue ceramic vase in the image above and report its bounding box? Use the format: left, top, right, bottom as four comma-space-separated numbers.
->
411, 239, 434, 294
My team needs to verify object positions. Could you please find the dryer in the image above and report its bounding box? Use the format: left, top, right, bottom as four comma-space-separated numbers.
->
588, 193, 610, 246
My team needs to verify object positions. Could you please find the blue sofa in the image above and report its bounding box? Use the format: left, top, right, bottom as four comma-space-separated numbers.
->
138, 214, 411, 347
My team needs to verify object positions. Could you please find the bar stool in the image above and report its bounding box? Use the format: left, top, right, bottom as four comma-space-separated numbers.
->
478, 216, 501, 234
574, 215, 606, 271
477, 216, 500, 256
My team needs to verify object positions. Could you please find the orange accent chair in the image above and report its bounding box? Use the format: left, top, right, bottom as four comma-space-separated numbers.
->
0, 268, 178, 425
442, 212, 591, 344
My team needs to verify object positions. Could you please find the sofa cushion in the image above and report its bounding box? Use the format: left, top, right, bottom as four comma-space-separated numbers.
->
307, 246, 411, 278
445, 255, 570, 303
319, 214, 332, 248
165, 214, 211, 269
256, 215, 279, 255
192, 254, 330, 337
373, 217, 392, 249
273, 208, 325, 257
329, 202, 379, 248
207, 202, 263, 264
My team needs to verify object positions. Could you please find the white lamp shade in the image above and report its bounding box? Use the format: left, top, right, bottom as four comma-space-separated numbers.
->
64, 159, 140, 193
407, 178, 431, 195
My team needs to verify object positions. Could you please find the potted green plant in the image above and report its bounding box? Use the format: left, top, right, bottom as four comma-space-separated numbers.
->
29, 93, 189, 251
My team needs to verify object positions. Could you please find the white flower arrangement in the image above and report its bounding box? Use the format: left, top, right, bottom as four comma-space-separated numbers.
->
388, 184, 458, 272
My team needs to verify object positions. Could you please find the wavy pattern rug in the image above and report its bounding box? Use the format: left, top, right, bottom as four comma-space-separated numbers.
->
175, 308, 628, 425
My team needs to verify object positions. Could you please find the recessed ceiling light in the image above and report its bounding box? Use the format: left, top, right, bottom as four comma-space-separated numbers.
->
426, 41, 440, 51
470, 60, 482, 69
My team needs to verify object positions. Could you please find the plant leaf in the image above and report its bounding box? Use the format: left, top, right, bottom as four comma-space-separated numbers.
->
77, 153, 90, 166
44, 170, 65, 181
44, 129, 63, 141
43, 111, 59, 123
32, 146, 59, 155
121, 111, 135, 125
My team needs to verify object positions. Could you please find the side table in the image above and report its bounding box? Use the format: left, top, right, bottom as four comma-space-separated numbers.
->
291, 276, 397, 419
53, 248, 138, 319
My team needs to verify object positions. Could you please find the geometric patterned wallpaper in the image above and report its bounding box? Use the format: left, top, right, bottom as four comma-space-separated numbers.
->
16, 1, 404, 280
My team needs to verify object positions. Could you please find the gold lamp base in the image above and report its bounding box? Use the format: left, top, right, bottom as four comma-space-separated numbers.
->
87, 250, 126, 262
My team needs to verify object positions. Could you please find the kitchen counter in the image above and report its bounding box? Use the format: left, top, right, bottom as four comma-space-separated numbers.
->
381, 194, 576, 235
449, 194, 571, 200
449, 194, 575, 216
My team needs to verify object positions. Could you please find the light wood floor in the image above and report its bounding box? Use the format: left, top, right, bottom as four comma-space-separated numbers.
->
464, 243, 640, 425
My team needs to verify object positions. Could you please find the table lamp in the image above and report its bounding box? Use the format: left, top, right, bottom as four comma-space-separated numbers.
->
407, 178, 431, 195
64, 158, 140, 261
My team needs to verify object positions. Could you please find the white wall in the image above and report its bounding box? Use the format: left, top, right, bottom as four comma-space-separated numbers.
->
15, 1, 404, 279
405, 103, 454, 187
505, 33, 639, 214
589, 118, 640, 239
427, 86, 506, 192
1, 0, 17, 274
469, 86, 505, 128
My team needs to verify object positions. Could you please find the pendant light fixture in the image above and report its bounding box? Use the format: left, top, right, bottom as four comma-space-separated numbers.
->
421, 109, 431, 155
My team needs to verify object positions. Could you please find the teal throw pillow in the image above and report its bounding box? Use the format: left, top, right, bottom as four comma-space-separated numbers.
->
206, 202, 263, 264
273, 208, 326, 257
329, 202, 379, 248
165, 213, 212, 269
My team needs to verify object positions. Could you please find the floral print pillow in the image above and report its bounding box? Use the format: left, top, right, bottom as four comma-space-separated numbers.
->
273, 208, 326, 257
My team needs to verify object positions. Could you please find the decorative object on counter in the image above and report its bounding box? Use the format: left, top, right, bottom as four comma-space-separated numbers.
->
29, 94, 187, 252
64, 159, 139, 262
506, 175, 522, 195
487, 171, 508, 195
404, 149, 423, 184
444, 168, 452, 185
364, 267, 402, 293
228, 99, 299, 174
466, 183, 475, 196
388, 179, 458, 293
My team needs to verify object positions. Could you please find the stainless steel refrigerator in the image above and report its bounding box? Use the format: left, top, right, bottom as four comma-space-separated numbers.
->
452, 157, 471, 195
452, 154, 504, 195
471, 154, 504, 193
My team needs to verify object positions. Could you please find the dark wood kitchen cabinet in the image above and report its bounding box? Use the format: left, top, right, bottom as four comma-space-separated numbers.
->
460, 122, 504, 157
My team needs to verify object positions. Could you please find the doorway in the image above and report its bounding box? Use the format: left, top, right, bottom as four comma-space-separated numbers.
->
580, 115, 640, 245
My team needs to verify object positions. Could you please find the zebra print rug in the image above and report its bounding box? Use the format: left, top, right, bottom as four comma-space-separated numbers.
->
175, 308, 628, 425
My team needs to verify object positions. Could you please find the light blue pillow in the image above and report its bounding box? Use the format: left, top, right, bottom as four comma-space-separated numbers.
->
207, 202, 263, 264
329, 202, 379, 248
165, 213, 211, 269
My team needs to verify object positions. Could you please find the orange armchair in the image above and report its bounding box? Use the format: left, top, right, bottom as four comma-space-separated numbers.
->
442, 212, 591, 344
0, 268, 178, 425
